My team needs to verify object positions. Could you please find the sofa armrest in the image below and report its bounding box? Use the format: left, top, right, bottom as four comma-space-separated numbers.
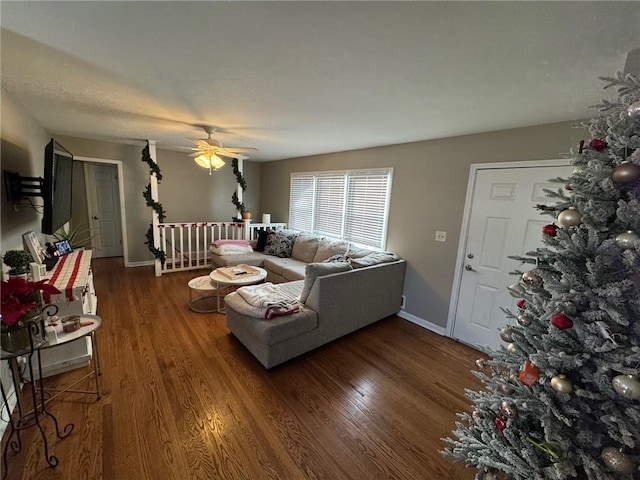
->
304, 260, 406, 343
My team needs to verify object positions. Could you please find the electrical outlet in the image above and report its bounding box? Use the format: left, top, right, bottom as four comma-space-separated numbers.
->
401, 295, 406, 309
435, 231, 447, 242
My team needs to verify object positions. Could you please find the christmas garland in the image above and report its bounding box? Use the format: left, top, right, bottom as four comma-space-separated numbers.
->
141, 143, 162, 181
231, 158, 246, 215
141, 142, 166, 264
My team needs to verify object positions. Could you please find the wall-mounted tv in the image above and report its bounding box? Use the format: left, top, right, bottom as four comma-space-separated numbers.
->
41, 139, 74, 235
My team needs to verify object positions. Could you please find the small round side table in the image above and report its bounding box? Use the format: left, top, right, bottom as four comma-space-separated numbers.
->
187, 276, 219, 313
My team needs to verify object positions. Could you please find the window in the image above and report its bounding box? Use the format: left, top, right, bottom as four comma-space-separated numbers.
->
289, 168, 393, 250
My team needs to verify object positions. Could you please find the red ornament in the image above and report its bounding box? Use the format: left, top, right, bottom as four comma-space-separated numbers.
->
550, 313, 573, 330
516, 299, 526, 309
542, 224, 558, 237
589, 138, 608, 151
494, 416, 507, 432
518, 360, 540, 387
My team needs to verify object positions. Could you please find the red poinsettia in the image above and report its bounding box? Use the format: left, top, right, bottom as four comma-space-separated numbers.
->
1, 277, 60, 327
589, 138, 608, 151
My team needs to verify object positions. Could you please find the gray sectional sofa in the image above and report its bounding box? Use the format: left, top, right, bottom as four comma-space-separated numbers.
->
215, 230, 407, 368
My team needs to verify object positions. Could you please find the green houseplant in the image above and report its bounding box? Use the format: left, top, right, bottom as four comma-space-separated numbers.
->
2, 250, 33, 276
54, 221, 98, 249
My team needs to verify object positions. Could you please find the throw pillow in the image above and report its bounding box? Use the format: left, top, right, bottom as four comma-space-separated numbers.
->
312, 239, 350, 263
264, 230, 298, 258
255, 229, 269, 252
299, 262, 352, 303
291, 233, 320, 263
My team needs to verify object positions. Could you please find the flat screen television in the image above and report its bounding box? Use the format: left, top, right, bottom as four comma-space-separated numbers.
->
41, 139, 74, 235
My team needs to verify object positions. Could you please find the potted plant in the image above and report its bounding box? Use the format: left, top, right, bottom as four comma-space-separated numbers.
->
1, 277, 60, 352
2, 250, 33, 276
54, 221, 98, 249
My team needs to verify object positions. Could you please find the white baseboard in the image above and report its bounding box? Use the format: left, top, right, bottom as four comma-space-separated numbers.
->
397, 310, 447, 336
126, 260, 155, 268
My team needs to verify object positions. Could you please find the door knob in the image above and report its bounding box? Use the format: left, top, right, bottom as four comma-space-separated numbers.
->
465, 264, 477, 272
93, 216, 99, 220
467, 253, 474, 259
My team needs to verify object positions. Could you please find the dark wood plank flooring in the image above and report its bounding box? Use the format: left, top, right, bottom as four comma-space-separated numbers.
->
2, 257, 483, 479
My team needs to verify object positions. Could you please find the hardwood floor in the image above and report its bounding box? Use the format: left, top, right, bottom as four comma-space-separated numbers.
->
2, 258, 483, 480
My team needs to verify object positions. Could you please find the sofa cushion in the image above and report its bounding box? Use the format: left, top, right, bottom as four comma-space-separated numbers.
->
282, 264, 307, 282
351, 251, 400, 268
291, 233, 320, 263
300, 261, 353, 303
263, 256, 308, 277
264, 230, 298, 257
312, 239, 350, 263
211, 252, 269, 268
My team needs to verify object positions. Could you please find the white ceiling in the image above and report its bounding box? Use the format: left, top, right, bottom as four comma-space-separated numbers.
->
1, 2, 639, 162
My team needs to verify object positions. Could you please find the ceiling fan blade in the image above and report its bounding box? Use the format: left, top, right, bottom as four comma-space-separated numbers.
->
220, 147, 258, 153
216, 151, 249, 160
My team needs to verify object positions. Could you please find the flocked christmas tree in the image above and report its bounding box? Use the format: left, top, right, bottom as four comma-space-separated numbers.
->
443, 71, 640, 479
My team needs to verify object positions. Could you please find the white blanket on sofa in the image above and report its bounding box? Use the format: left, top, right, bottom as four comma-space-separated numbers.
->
236, 282, 301, 309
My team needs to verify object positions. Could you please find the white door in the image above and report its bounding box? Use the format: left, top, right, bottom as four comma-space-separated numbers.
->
85, 163, 123, 258
451, 162, 572, 350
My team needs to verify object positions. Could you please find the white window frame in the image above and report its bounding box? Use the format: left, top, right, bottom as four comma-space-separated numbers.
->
289, 168, 393, 250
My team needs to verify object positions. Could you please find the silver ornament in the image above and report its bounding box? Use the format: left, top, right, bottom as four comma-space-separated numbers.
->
507, 343, 516, 353
627, 100, 640, 118
476, 358, 487, 369
550, 374, 573, 394
601, 447, 634, 475
500, 401, 517, 419
500, 326, 514, 343
517, 314, 532, 326
611, 162, 640, 184
507, 282, 526, 298
615, 230, 639, 250
521, 271, 542, 287
497, 382, 515, 395
612, 374, 640, 400
557, 207, 582, 227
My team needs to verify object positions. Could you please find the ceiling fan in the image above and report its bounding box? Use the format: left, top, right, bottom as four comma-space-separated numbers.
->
188, 126, 257, 174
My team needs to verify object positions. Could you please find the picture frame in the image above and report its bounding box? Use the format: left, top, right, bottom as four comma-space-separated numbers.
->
22, 230, 45, 263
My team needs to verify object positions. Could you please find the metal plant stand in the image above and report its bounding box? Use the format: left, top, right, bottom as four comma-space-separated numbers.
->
0, 319, 74, 479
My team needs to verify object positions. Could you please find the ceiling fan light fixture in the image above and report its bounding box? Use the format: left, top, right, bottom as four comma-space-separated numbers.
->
194, 152, 225, 174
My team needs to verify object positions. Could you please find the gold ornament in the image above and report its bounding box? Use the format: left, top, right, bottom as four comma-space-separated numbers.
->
521, 271, 542, 287
517, 314, 532, 327
550, 374, 573, 394
557, 207, 582, 227
500, 326, 514, 343
507, 343, 516, 353
601, 447, 634, 475
612, 374, 640, 400
615, 230, 639, 250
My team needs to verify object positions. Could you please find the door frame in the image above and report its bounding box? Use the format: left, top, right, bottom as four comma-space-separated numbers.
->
75, 156, 129, 267
445, 159, 571, 340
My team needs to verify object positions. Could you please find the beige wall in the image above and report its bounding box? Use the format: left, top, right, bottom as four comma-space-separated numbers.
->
53, 138, 261, 264
1, 89, 52, 252
260, 121, 584, 330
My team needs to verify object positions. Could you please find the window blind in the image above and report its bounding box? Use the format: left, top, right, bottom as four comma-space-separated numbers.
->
289, 168, 392, 249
